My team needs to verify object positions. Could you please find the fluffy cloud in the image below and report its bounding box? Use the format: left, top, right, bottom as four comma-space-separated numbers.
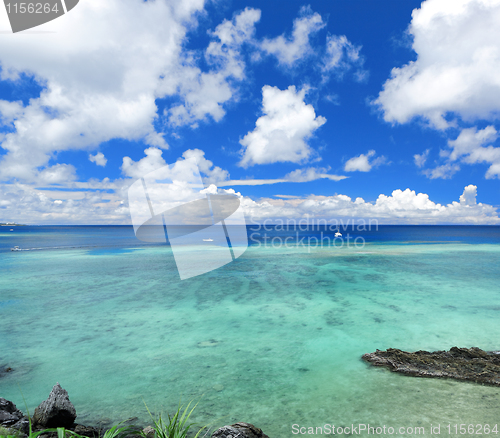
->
0, 183, 128, 225
322, 35, 368, 82
423, 162, 461, 179
344, 150, 386, 172
181, 149, 229, 184
448, 126, 498, 160
238, 184, 499, 224
2, 181, 497, 225
121, 147, 229, 186
423, 125, 500, 179
0, 0, 206, 183
166, 7, 261, 127
121, 147, 167, 180
414, 149, 430, 168
0, 0, 263, 184
448, 126, 500, 178
460, 184, 478, 206
89, 152, 107, 167
239, 85, 326, 167
374, 0, 500, 129
260, 6, 325, 66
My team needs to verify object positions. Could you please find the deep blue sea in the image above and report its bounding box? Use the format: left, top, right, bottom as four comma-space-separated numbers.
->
1, 225, 500, 437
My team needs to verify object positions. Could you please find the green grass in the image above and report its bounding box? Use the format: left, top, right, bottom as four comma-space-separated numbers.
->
0, 425, 21, 438
0, 423, 135, 438
143, 399, 210, 438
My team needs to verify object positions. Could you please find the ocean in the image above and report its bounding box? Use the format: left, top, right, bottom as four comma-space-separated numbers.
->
1, 225, 500, 437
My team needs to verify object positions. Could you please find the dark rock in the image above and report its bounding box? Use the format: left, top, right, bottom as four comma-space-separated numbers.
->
362, 347, 500, 386
33, 383, 77, 428
73, 424, 100, 437
212, 422, 269, 438
12, 417, 30, 435
142, 426, 155, 438
0, 398, 24, 427
0, 365, 12, 376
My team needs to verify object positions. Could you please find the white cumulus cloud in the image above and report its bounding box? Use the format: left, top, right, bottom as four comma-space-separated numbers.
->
238, 184, 499, 224
0, 0, 206, 183
448, 126, 500, 178
181, 149, 230, 185
322, 35, 368, 82
423, 125, 500, 179
1, 181, 497, 225
414, 149, 430, 168
374, 0, 500, 130
460, 184, 478, 206
121, 147, 229, 187
239, 85, 326, 167
121, 147, 168, 180
423, 162, 461, 179
344, 150, 386, 172
89, 152, 107, 167
166, 7, 261, 127
0, 0, 264, 184
260, 6, 325, 67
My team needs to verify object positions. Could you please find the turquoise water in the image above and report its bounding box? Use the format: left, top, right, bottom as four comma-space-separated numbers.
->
1, 227, 500, 437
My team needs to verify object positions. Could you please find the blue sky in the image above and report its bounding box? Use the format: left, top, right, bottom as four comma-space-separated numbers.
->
0, 0, 499, 224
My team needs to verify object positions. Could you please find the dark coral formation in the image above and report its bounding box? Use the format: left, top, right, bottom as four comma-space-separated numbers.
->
362, 347, 500, 386
212, 422, 270, 438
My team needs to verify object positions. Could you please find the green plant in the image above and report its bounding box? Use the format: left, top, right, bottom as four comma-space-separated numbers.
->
0, 424, 21, 438
143, 399, 209, 438
100, 421, 136, 438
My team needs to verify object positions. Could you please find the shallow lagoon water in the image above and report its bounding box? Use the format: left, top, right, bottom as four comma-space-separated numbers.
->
1, 227, 500, 437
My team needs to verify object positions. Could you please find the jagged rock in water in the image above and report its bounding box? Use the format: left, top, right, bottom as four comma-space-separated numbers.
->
212, 422, 269, 438
33, 383, 77, 428
0, 365, 13, 377
362, 347, 500, 386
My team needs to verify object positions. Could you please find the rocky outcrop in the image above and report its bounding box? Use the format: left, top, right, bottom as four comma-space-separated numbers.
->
0, 398, 30, 435
33, 383, 77, 428
362, 347, 500, 386
212, 422, 269, 438
0, 398, 24, 427
2, 386, 269, 438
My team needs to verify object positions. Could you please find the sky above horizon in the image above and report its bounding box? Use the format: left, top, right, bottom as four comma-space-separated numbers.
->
1, 0, 500, 224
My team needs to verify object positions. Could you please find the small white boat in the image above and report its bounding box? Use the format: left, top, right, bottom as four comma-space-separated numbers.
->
334, 230, 342, 237
11, 246, 21, 251
10, 229, 13, 231
202, 238, 214, 242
